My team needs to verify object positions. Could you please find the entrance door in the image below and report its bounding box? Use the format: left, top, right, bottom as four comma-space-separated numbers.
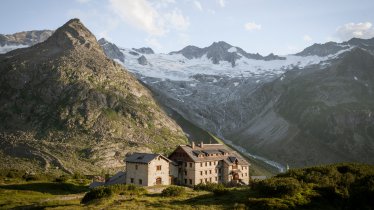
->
156, 177, 162, 185
233, 173, 239, 180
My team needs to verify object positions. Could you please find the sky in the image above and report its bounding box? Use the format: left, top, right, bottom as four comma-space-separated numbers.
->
1, 0, 374, 55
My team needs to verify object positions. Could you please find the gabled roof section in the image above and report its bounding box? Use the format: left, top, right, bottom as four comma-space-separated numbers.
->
125, 153, 171, 164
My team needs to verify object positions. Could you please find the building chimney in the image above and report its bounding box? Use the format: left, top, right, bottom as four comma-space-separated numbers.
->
200, 141, 204, 149
191, 141, 195, 149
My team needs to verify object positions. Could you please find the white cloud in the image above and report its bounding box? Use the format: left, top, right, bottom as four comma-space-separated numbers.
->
164, 9, 190, 31
207, 9, 216, 15
218, 0, 225, 8
193, 0, 203, 11
303, 35, 312, 42
109, 0, 166, 36
336, 22, 374, 41
244, 22, 262, 31
109, 0, 189, 37
151, 0, 175, 9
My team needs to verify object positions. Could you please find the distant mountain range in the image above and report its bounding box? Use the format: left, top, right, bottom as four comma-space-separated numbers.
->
1, 26, 374, 171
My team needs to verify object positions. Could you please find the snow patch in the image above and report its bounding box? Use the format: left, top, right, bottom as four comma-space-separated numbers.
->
0, 44, 29, 54
354, 76, 358, 81
233, 82, 239, 86
228, 47, 237, 53
115, 46, 354, 81
190, 83, 196, 87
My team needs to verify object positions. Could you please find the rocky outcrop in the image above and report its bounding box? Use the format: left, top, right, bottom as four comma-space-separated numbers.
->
0, 30, 53, 47
170, 41, 284, 66
132, 47, 154, 54
98, 38, 125, 62
137, 55, 149, 65
0, 19, 187, 174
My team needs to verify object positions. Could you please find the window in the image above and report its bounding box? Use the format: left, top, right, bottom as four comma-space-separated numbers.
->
200, 162, 203, 167
189, 179, 192, 185
205, 178, 207, 182
184, 179, 187, 184
209, 170, 212, 174
209, 162, 212, 166
200, 171, 203, 175
135, 165, 138, 170
189, 162, 192, 167
242, 173, 244, 177
184, 162, 187, 167
209, 177, 212, 182
215, 177, 218, 181
200, 179, 203, 183
215, 169, 217, 174
139, 179, 142, 184
245, 173, 247, 176
130, 178, 134, 183
184, 170, 187, 176
156, 165, 162, 171
219, 168, 222, 173
205, 171, 207, 175
219, 176, 221, 180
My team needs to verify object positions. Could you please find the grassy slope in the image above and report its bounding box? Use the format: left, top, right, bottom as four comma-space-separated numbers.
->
0, 163, 373, 209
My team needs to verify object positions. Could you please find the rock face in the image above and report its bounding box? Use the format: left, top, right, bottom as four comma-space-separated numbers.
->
0, 19, 187, 174
0, 30, 53, 53
137, 55, 149, 65
0, 30, 53, 46
98, 38, 125, 62
132, 47, 154, 54
228, 48, 374, 167
115, 37, 374, 169
296, 37, 374, 57
170, 41, 285, 67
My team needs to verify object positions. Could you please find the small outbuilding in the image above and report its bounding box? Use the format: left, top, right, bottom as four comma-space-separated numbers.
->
125, 153, 175, 186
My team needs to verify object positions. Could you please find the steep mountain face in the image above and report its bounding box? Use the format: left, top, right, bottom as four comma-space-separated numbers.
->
169, 41, 285, 67
0, 19, 187, 174
0, 30, 53, 53
296, 37, 374, 57
109, 37, 374, 170
228, 48, 374, 167
98, 38, 125, 62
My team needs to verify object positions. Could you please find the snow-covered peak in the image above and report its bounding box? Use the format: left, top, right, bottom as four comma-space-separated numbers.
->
117, 46, 352, 81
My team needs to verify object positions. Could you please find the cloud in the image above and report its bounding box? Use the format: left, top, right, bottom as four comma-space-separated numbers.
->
193, 0, 203, 11
218, 0, 225, 8
303, 35, 312, 42
244, 22, 262, 31
336, 22, 374, 41
109, 0, 189, 36
164, 9, 190, 31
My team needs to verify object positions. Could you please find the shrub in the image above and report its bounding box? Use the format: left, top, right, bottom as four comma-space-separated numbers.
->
81, 187, 113, 204
161, 186, 186, 197
55, 175, 69, 183
254, 177, 301, 197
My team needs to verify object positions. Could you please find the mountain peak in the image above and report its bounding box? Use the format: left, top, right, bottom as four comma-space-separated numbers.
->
46, 18, 101, 51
